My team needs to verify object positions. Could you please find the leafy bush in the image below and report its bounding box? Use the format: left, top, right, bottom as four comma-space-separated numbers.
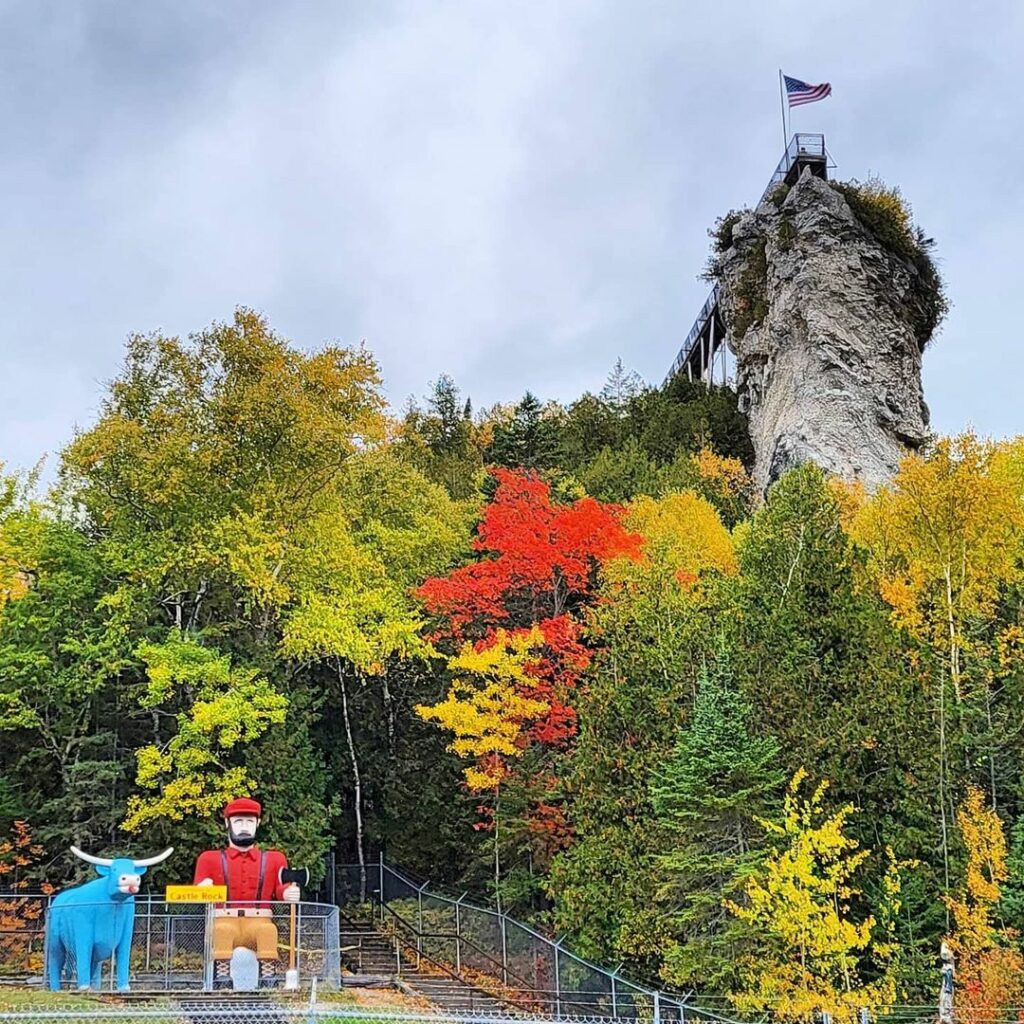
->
731, 238, 769, 339
776, 215, 797, 251
831, 177, 948, 346
711, 210, 744, 253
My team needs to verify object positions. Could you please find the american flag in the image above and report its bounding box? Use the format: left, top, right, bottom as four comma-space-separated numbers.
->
784, 74, 832, 107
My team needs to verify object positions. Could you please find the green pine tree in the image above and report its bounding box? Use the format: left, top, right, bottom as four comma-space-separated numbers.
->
650, 648, 784, 991
488, 392, 560, 470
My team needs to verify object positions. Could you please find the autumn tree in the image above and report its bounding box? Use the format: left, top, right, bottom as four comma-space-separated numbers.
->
122, 634, 287, 833
57, 311, 390, 856
0, 821, 52, 974
945, 786, 1024, 1023
416, 468, 642, 907
550, 490, 737, 970
280, 453, 472, 888
851, 435, 1024, 887
727, 770, 902, 1022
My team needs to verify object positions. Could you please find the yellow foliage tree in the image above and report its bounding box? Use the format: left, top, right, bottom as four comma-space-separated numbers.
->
727, 769, 900, 1022
614, 490, 738, 589
122, 634, 287, 831
689, 448, 754, 524
416, 628, 550, 791
0, 469, 36, 614
945, 786, 1024, 1023
851, 434, 1024, 698
850, 434, 1024, 885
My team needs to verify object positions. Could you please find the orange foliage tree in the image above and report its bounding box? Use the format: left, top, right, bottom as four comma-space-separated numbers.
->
0, 821, 52, 975
415, 469, 642, 899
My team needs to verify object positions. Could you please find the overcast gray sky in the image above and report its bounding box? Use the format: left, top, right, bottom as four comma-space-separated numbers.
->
2, 0, 1022, 473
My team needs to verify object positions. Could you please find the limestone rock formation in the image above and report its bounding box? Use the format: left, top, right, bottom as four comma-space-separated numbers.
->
714, 172, 937, 492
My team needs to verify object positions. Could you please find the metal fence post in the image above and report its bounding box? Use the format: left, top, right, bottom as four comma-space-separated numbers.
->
163, 912, 170, 990
500, 914, 508, 985
202, 905, 214, 992
378, 852, 385, 924
610, 970, 618, 1019
553, 941, 561, 1019
144, 893, 152, 973
417, 880, 428, 967
455, 893, 465, 974
653, 989, 661, 1024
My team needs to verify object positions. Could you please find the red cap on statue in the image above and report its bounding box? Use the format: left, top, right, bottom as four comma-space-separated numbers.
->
222, 797, 262, 819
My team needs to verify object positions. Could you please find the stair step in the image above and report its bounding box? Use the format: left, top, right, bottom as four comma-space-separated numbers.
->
339, 920, 511, 1013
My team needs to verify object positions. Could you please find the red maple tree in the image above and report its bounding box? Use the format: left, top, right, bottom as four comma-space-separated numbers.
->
417, 468, 642, 856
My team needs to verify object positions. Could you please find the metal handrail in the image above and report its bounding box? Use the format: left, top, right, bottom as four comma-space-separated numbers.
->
375, 895, 540, 1012
339, 861, 750, 1024
666, 133, 833, 386
758, 132, 828, 206
667, 284, 720, 380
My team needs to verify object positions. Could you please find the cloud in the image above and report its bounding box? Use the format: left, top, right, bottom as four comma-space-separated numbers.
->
1, 0, 1023, 473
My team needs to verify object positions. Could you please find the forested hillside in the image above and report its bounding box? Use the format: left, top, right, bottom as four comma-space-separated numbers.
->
3, 309, 1024, 1016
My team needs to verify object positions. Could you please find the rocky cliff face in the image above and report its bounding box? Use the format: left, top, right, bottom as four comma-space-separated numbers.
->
714, 172, 934, 492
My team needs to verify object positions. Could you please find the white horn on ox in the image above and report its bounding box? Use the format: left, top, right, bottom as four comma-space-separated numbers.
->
133, 847, 174, 868
70, 846, 114, 867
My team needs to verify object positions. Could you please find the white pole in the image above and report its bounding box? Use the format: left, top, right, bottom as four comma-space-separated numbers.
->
778, 70, 789, 150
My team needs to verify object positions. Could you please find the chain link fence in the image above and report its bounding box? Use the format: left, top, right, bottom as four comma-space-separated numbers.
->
0, 1001, 765, 1024
0, 896, 340, 993
331, 862, 739, 1023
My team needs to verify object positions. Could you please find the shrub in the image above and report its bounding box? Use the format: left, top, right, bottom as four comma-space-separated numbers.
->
776, 216, 797, 251
831, 177, 948, 347
711, 210, 744, 254
731, 238, 769, 339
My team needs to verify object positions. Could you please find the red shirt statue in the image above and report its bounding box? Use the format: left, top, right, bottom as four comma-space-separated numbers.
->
193, 797, 301, 984
193, 798, 299, 906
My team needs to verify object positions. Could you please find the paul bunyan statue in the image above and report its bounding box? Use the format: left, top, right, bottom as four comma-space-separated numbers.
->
193, 798, 301, 987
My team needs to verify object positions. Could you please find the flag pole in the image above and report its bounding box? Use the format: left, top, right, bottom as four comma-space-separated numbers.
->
778, 69, 788, 151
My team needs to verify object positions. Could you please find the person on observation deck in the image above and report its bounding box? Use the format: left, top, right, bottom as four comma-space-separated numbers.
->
193, 797, 300, 986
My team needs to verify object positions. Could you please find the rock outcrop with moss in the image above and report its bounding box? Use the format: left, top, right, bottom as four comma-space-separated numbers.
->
711, 172, 945, 492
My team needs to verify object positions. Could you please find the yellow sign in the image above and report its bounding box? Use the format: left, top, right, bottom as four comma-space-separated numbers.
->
165, 884, 227, 903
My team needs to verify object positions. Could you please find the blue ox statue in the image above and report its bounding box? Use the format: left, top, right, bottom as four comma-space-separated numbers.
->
46, 844, 173, 991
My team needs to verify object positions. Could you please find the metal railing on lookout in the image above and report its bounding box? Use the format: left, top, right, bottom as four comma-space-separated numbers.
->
665, 133, 834, 386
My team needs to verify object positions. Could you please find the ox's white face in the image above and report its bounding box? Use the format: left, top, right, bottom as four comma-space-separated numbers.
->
116, 872, 142, 895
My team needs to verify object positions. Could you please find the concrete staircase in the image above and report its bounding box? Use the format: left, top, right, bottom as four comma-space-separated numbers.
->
340, 918, 511, 1014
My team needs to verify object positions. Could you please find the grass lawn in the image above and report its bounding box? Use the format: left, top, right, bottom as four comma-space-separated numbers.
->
0, 989, 107, 1009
